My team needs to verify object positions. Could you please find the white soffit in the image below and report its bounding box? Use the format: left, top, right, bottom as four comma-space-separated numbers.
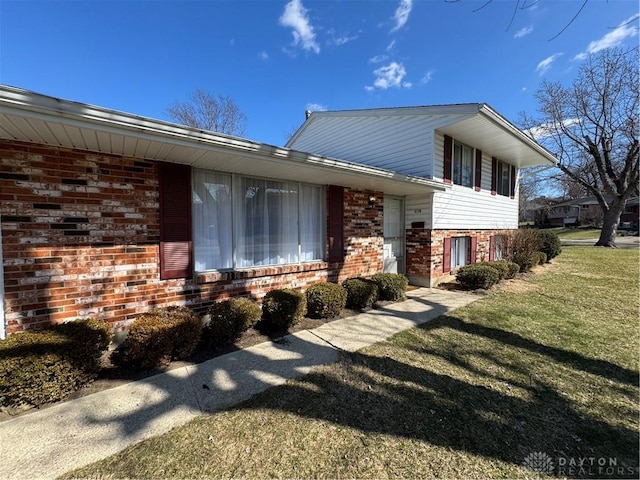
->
0, 86, 446, 196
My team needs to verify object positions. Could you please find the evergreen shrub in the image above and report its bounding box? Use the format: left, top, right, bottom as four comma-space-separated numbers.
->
306, 283, 347, 319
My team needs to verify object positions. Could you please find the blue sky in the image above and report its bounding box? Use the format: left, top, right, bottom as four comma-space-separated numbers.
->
1, 0, 638, 146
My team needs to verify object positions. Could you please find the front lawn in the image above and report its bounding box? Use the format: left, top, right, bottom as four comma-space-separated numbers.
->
550, 226, 602, 240
63, 246, 639, 479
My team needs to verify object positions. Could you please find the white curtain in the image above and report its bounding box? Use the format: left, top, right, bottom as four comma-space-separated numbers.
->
192, 170, 233, 271
236, 178, 299, 267
300, 184, 324, 261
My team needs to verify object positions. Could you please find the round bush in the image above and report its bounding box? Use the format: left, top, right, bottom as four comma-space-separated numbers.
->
0, 319, 112, 407
203, 297, 262, 348
111, 306, 202, 368
261, 289, 307, 331
533, 251, 548, 265
342, 278, 379, 310
306, 283, 347, 319
370, 273, 409, 301
475, 262, 508, 280
537, 230, 562, 260
512, 251, 536, 273
498, 260, 520, 279
456, 264, 500, 290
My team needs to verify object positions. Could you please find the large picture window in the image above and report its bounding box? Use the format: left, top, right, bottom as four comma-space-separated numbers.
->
193, 170, 324, 271
453, 141, 474, 187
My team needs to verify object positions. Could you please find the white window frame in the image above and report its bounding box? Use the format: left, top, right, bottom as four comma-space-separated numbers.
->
496, 160, 511, 196
192, 170, 325, 272
451, 236, 469, 269
453, 141, 474, 188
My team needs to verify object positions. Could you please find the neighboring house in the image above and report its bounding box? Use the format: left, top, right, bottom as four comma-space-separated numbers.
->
0, 87, 557, 338
535, 196, 639, 229
287, 104, 557, 286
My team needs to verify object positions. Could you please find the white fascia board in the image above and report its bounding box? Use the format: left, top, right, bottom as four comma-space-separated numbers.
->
478, 104, 558, 165
0, 85, 447, 195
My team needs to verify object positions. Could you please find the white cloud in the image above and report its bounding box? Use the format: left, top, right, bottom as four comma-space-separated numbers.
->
387, 40, 396, 51
259, 51, 269, 61
327, 29, 358, 46
390, 0, 413, 33
420, 70, 435, 84
526, 118, 581, 140
514, 26, 533, 38
574, 13, 639, 60
306, 103, 327, 112
369, 54, 388, 64
279, 0, 320, 54
367, 61, 411, 90
535, 53, 563, 75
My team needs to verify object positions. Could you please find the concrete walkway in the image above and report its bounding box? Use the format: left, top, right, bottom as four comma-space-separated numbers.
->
0, 288, 478, 480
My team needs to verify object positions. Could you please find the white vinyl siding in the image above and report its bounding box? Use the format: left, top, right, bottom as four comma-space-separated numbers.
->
289, 113, 470, 178
405, 194, 434, 229
432, 185, 518, 229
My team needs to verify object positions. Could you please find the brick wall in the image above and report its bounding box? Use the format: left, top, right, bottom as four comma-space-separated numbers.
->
407, 227, 515, 286
0, 140, 384, 335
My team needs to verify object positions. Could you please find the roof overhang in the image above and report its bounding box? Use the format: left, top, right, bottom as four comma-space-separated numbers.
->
0, 86, 447, 196
437, 104, 558, 168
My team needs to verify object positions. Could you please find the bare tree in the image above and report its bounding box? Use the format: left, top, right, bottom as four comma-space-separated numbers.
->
166, 89, 247, 137
522, 48, 639, 246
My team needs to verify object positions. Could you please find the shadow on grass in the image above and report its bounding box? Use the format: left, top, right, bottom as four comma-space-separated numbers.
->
235, 317, 639, 476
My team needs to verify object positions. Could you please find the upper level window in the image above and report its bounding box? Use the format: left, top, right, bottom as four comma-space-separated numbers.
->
453, 141, 474, 187
496, 160, 511, 196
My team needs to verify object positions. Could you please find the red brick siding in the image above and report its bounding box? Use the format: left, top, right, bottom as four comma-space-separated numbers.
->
1, 140, 384, 335
407, 227, 516, 286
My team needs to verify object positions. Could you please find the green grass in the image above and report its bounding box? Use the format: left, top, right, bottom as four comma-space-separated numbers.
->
63, 247, 639, 479
549, 227, 602, 240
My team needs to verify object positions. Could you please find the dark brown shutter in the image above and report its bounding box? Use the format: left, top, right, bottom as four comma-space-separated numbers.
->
327, 185, 344, 262
469, 236, 477, 264
159, 162, 193, 280
510, 165, 516, 199
443, 135, 453, 184
491, 157, 498, 196
474, 149, 482, 192
443, 237, 452, 273
489, 236, 495, 262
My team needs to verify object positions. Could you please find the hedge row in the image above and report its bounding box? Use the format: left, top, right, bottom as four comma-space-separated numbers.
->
1, 273, 410, 408
456, 260, 520, 290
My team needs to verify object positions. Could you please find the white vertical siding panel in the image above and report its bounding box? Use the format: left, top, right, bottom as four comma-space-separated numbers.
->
405, 194, 433, 228
432, 186, 518, 229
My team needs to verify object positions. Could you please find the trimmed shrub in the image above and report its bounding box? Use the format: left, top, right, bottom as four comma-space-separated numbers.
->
261, 289, 307, 331
0, 319, 112, 407
203, 297, 262, 348
111, 306, 202, 368
533, 251, 548, 266
497, 260, 520, 279
306, 283, 347, 319
475, 261, 508, 280
342, 278, 379, 310
538, 230, 562, 261
456, 264, 501, 290
371, 273, 409, 301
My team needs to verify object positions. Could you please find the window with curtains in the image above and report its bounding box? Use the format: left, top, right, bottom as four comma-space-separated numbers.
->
192, 170, 324, 271
453, 141, 474, 187
451, 236, 469, 269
